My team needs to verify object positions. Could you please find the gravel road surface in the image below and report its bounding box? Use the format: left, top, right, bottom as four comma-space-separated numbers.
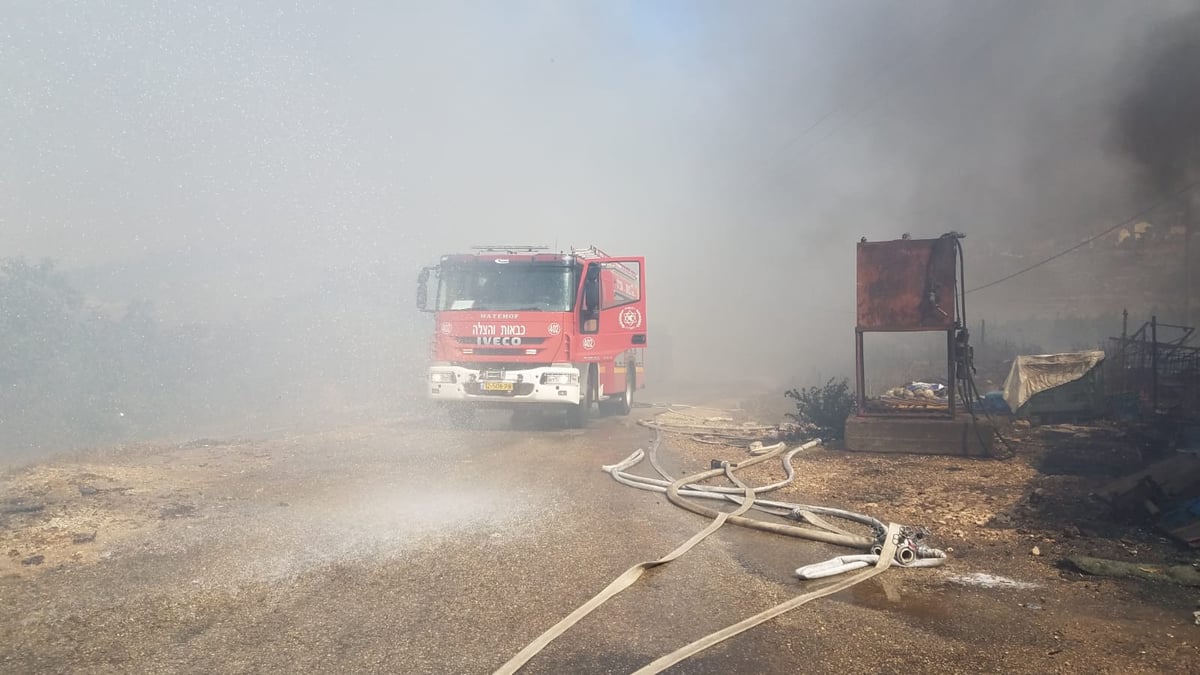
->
2, 404, 1196, 674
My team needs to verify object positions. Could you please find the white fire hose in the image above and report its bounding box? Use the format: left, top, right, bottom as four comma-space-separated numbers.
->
493, 419, 948, 674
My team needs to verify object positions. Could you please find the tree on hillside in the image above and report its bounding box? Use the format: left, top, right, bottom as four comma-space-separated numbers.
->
0, 257, 168, 449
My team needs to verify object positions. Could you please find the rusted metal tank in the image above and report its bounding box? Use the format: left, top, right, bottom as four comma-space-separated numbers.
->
856, 236, 958, 331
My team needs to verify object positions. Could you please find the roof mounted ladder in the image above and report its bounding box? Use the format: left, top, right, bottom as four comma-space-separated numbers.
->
570, 245, 612, 260
470, 245, 550, 254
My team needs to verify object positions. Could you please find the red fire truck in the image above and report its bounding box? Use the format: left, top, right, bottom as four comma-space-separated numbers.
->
416, 245, 647, 426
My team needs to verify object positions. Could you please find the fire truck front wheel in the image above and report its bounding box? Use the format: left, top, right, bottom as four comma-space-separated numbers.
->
567, 365, 595, 428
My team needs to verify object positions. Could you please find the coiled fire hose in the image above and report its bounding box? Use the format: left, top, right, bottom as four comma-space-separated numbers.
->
609, 434, 887, 542
492, 428, 947, 674
608, 434, 946, 574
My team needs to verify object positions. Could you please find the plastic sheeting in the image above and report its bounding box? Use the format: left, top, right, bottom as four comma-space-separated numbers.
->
1002, 350, 1106, 412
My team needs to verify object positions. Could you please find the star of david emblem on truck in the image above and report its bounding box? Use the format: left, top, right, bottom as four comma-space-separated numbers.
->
619, 307, 643, 329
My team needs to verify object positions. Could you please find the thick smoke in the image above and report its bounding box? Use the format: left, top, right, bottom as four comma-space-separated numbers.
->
670, 1, 1197, 369
3, 2, 1199, 453
1115, 6, 1200, 193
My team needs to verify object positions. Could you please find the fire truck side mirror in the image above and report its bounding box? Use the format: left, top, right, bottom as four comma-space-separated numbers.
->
416, 267, 431, 311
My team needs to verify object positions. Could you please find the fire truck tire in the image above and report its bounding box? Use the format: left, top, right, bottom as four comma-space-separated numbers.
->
619, 368, 634, 415
568, 365, 595, 428
601, 368, 634, 416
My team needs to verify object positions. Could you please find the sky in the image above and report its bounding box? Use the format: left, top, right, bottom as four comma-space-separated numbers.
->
3, 0, 1198, 388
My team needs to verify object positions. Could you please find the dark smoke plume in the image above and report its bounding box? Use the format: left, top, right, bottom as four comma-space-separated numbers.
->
1116, 7, 1200, 193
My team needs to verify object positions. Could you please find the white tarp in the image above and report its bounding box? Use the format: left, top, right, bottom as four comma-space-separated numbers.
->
1002, 350, 1106, 412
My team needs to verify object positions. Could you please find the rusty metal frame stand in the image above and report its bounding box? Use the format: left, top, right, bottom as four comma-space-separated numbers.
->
853, 235, 962, 420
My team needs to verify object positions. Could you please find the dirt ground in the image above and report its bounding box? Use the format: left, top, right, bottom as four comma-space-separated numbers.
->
1, 396, 1197, 674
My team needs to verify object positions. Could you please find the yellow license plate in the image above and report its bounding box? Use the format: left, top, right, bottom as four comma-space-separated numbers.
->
482, 381, 514, 392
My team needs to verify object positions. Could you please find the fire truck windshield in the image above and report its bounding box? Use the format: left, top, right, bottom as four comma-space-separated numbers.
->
436, 261, 579, 312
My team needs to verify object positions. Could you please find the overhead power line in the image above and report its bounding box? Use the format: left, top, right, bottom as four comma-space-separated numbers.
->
966, 179, 1200, 295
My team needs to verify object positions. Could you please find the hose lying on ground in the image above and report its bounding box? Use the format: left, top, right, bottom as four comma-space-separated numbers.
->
637, 404, 791, 446
624, 408, 944, 567
491, 445, 760, 675
631, 523, 906, 675
605, 438, 877, 549
610, 433, 948, 568
607, 448, 877, 537
493, 415, 947, 674
795, 547, 947, 579
619, 427, 948, 675
645, 433, 887, 534
660, 440, 874, 549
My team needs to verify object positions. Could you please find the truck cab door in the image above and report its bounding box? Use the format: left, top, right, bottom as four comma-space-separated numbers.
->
579, 258, 647, 355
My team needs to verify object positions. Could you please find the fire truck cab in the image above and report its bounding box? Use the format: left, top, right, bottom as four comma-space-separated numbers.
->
416, 245, 647, 427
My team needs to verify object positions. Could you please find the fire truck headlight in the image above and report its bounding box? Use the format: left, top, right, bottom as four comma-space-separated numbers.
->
430, 371, 457, 384
540, 372, 578, 385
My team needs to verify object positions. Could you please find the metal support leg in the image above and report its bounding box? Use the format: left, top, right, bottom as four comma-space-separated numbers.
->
855, 329, 866, 415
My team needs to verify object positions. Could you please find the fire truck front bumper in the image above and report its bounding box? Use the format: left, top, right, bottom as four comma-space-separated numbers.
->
427, 364, 583, 406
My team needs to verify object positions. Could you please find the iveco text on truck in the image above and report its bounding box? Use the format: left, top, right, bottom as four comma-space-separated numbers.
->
416, 245, 647, 426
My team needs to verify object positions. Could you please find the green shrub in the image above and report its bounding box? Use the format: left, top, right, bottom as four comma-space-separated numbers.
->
784, 377, 855, 441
